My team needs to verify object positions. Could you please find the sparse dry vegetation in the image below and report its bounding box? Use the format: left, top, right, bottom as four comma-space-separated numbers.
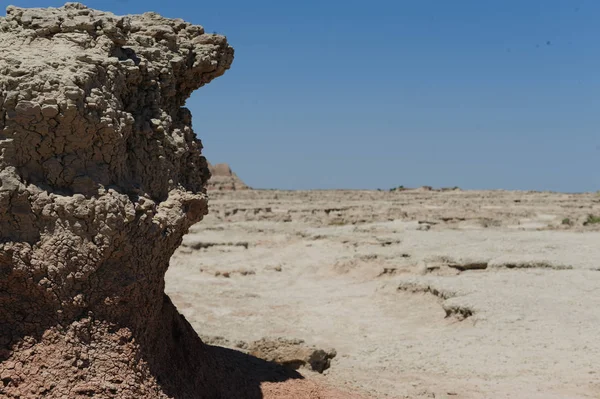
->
584, 214, 600, 226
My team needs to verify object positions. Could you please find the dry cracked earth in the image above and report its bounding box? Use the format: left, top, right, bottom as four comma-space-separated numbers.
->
166, 189, 600, 399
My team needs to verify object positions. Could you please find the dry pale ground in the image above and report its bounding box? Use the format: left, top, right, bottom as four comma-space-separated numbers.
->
166, 189, 600, 398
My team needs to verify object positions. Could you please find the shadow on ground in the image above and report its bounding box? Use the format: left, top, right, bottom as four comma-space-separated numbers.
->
143, 295, 304, 399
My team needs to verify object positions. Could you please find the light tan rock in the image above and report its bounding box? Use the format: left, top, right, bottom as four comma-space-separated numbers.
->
0, 3, 273, 399
247, 338, 337, 374
167, 189, 600, 398
207, 162, 250, 190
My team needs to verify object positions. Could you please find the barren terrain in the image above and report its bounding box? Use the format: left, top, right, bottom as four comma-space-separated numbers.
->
166, 189, 600, 398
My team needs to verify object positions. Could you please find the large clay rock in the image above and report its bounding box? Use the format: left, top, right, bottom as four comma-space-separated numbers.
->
201, 335, 337, 374
248, 338, 336, 374
0, 3, 268, 398
207, 162, 250, 190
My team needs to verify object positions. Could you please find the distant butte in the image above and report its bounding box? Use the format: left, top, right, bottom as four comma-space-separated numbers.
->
207, 162, 250, 190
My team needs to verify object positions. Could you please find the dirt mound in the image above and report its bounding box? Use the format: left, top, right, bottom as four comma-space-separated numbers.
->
207, 162, 250, 190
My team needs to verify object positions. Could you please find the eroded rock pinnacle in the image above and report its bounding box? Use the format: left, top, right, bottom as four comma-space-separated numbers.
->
0, 3, 249, 398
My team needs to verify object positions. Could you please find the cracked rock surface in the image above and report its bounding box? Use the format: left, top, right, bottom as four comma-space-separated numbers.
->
0, 3, 248, 398
167, 189, 600, 398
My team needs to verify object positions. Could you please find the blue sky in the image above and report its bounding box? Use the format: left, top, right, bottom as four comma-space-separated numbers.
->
6, 1, 600, 191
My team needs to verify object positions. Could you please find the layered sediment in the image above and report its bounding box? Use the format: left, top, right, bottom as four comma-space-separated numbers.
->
207, 162, 249, 191
0, 3, 243, 398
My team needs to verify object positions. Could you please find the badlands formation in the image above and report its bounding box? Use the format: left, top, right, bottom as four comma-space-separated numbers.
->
207, 162, 249, 191
0, 3, 357, 399
169, 188, 600, 398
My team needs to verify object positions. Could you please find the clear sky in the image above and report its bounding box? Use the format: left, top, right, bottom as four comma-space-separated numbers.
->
6, 1, 600, 191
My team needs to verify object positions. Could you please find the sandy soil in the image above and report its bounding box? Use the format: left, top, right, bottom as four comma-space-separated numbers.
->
166, 189, 600, 398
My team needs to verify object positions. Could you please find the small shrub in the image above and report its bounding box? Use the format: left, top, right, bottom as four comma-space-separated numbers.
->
480, 218, 501, 228
583, 214, 600, 226
562, 218, 572, 226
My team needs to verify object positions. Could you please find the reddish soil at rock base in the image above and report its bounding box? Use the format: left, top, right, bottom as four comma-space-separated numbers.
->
262, 379, 367, 399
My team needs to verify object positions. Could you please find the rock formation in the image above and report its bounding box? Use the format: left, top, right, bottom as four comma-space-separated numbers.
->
201, 336, 337, 374
0, 3, 282, 398
0, 4, 365, 398
207, 162, 249, 190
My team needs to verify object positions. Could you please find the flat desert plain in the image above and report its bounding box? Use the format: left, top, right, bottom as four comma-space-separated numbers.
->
166, 189, 600, 398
